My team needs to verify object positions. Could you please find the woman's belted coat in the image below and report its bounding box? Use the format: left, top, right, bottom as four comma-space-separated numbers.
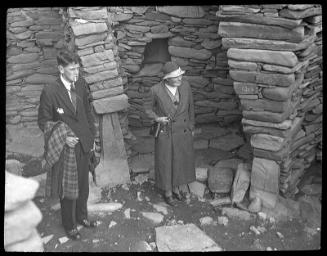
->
145, 79, 196, 191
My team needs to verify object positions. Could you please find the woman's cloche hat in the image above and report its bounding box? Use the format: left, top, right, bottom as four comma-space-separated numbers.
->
162, 61, 185, 79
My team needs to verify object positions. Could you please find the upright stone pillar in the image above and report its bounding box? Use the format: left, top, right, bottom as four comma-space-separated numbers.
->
217, 4, 322, 208
62, 7, 130, 187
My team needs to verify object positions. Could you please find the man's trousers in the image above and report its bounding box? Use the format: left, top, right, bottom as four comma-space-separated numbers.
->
60, 143, 89, 231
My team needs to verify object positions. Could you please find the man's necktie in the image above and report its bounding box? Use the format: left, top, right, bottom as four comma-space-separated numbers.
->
70, 83, 77, 111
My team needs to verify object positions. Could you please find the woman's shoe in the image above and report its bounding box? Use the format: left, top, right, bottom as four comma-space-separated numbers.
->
66, 228, 81, 240
163, 195, 177, 207
172, 191, 183, 201
78, 219, 98, 228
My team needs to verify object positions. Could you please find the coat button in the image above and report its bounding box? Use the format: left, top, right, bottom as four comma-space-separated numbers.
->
184, 119, 186, 122
184, 129, 187, 132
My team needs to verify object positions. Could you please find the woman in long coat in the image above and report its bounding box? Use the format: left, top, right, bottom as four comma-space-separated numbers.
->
145, 62, 196, 206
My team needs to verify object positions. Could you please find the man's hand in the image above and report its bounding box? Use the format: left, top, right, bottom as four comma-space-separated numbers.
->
66, 136, 79, 147
156, 116, 170, 124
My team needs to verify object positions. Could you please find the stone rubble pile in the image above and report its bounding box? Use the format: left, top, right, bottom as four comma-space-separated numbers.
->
217, 4, 322, 206
4, 171, 43, 252
108, 6, 242, 134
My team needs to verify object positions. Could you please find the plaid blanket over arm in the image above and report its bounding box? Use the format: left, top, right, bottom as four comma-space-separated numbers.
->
44, 121, 79, 200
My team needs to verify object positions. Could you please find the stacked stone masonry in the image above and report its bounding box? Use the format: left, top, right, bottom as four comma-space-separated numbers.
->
6, 8, 65, 129
62, 7, 129, 158
217, 4, 322, 206
108, 6, 242, 131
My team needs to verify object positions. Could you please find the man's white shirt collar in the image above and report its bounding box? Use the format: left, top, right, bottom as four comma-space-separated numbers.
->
60, 75, 72, 91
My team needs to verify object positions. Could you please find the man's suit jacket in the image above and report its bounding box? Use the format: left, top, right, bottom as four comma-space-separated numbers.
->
38, 77, 95, 153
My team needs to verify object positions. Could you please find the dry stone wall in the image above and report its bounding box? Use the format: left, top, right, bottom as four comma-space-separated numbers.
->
217, 4, 322, 206
6, 8, 65, 129
108, 6, 242, 134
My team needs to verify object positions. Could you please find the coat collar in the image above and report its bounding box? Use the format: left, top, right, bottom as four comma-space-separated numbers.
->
158, 81, 185, 118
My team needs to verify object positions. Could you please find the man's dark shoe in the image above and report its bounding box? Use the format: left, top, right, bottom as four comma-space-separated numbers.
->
66, 228, 81, 240
78, 219, 98, 228
163, 195, 177, 207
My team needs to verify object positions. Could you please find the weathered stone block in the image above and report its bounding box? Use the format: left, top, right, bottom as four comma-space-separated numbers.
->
219, 22, 305, 43
217, 13, 302, 29
68, 8, 108, 20
75, 33, 107, 47
227, 48, 298, 68
7, 53, 39, 64
209, 133, 244, 151
25, 74, 57, 84
250, 134, 287, 152
155, 224, 222, 252
279, 6, 321, 19
242, 110, 291, 123
240, 98, 292, 113
189, 181, 207, 198
169, 46, 211, 60
183, 18, 213, 26
80, 50, 114, 67
208, 166, 234, 193
157, 6, 205, 18
251, 157, 279, 194
92, 94, 129, 114
125, 24, 150, 33
91, 86, 124, 100
222, 36, 316, 51
242, 118, 292, 130
71, 22, 108, 36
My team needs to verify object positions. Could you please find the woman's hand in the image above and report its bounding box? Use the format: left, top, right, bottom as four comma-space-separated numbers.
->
156, 117, 170, 124
66, 136, 79, 147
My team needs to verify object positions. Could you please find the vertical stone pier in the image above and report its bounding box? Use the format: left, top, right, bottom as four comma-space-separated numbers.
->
217, 4, 322, 208
62, 7, 130, 187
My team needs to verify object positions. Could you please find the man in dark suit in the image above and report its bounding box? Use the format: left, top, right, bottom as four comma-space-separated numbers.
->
38, 49, 97, 240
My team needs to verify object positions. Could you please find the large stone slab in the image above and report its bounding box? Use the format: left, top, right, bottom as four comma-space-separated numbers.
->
75, 33, 107, 47
157, 6, 205, 18
209, 133, 244, 151
279, 6, 321, 19
92, 94, 129, 114
251, 157, 280, 194
215, 158, 244, 171
208, 166, 234, 193
169, 46, 211, 60
80, 50, 115, 67
68, 8, 108, 20
229, 70, 296, 87
169, 36, 196, 47
95, 113, 130, 186
91, 86, 124, 100
242, 109, 292, 123
71, 22, 108, 36
222, 35, 315, 51
217, 13, 302, 29
84, 69, 119, 83
227, 48, 298, 68
240, 98, 292, 113
155, 224, 222, 251
250, 134, 287, 152
7, 53, 39, 64
219, 22, 305, 43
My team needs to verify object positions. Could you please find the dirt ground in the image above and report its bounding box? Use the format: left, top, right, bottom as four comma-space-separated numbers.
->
34, 163, 321, 252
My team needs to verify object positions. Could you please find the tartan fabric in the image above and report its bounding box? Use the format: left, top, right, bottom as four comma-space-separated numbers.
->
44, 121, 79, 200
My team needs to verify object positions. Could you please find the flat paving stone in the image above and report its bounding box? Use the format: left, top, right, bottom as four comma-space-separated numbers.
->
155, 223, 222, 251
